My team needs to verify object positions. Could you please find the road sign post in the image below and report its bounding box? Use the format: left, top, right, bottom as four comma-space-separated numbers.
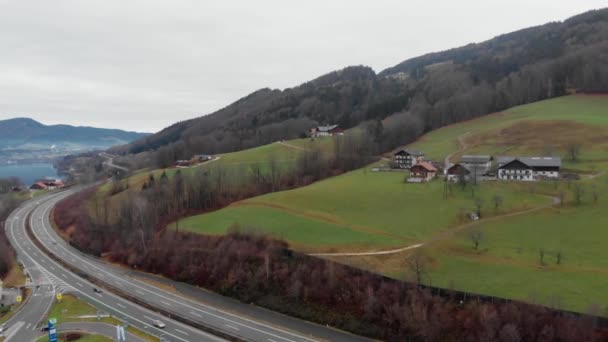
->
48, 318, 58, 342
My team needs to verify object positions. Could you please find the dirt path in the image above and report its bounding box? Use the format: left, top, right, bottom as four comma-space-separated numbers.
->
276, 141, 308, 151
233, 201, 411, 242
312, 194, 559, 257
443, 131, 471, 170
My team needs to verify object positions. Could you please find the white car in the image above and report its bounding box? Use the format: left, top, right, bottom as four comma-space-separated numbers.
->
152, 320, 166, 329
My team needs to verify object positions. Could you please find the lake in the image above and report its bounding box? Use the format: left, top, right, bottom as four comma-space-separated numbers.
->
0, 163, 59, 186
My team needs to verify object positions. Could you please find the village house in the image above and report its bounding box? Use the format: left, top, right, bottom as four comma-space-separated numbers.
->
460, 155, 493, 178
191, 154, 213, 163
445, 163, 471, 182
408, 162, 437, 183
174, 160, 194, 167
309, 125, 344, 138
30, 182, 48, 190
393, 149, 424, 169
497, 157, 561, 181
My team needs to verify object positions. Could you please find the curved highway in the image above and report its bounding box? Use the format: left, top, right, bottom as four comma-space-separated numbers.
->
5, 194, 226, 342
10, 189, 369, 342
2, 200, 56, 342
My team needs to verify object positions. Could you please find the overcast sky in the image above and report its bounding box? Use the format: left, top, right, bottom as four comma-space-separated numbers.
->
0, 1, 605, 133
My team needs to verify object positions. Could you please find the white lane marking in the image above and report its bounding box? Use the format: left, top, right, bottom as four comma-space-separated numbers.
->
190, 311, 202, 317
95, 293, 103, 298
161, 300, 171, 306
175, 329, 189, 336
35, 195, 303, 342
269, 339, 279, 342
117, 303, 126, 309
25, 322, 31, 330
143, 315, 155, 321
16, 196, 209, 342
225, 324, 240, 331
136, 290, 144, 295
76, 282, 83, 287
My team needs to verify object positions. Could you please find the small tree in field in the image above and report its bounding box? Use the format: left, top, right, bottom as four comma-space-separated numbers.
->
469, 230, 483, 250
539, 248, 545, 265
567, 142, 582, 162
406, 251, 428, 285
573, 183, 585, 206
492, 194, 503, 211
474, 197, 484, 218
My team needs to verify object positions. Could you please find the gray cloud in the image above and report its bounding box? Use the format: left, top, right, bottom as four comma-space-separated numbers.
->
0, 0, 605, 133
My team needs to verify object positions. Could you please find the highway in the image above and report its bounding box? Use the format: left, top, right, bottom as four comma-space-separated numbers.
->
2, 201, 56, 342
8, 189, 370, 342
5, 195, 227, 342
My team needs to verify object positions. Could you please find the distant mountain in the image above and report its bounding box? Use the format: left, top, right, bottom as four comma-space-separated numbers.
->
0, 117, 149, 151
113, 8, 608, 168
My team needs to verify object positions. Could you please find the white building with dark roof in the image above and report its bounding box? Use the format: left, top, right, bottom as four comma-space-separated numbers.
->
497, 156, 561, 181
393, 149, 424, 169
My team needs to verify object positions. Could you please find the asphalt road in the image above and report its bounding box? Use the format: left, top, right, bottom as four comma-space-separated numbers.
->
2, 201, 56, 342
5, 194, 227, 342
10, 189, 371, 342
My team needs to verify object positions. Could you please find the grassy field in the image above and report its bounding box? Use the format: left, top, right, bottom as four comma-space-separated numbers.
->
171, 95, 608, 314
99, 137, 336, 196
173, 168, 549, 252
408, 95, 608, 173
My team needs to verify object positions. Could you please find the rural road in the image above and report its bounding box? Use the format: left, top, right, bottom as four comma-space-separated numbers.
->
276, 141, 308, 151
443, 131, 470, 170
314, 194, 560, 258
6, 189, 370, 342
99, 152, 129, 172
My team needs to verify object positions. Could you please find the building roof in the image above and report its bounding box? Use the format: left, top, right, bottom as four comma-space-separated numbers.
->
498, 156, 562, 168
32, 182, 48, 188
460, 155, 492, 163
395, 149, 424, 156
447, 163, 471, 174
412, 161, 437, 172
315, 125, 340, 132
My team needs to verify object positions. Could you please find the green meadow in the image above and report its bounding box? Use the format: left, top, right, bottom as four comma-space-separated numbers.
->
170, 95, 608, 314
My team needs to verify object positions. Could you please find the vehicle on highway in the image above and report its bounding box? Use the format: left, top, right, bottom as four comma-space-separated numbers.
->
93, 287, 103, 293
152, 320, 166, 329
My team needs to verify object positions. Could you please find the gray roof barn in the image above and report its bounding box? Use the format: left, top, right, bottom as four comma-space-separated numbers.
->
460, 155, 492, 163
497, 156, 562, 168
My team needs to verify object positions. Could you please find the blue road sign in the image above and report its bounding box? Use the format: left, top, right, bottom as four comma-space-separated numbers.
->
48, 318, 58, 342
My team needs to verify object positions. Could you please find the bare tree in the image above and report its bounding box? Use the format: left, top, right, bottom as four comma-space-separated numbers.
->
469, 230, 484, 250
492, 194, 503, 210
474, 197, 484, 218
592, 184, 599, 204
573, 183, 585, 206
567, 142, 581, 162
406, 251, 428, 284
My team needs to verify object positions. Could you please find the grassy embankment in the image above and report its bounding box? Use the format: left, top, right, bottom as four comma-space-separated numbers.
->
35, 294, 158, 342
170, 95, 608, 314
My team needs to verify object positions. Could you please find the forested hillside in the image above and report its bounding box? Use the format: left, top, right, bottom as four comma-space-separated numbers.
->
114, 8, 608, 167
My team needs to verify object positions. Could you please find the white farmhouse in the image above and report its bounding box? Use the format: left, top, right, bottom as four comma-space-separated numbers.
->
497, 157, 561, 181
